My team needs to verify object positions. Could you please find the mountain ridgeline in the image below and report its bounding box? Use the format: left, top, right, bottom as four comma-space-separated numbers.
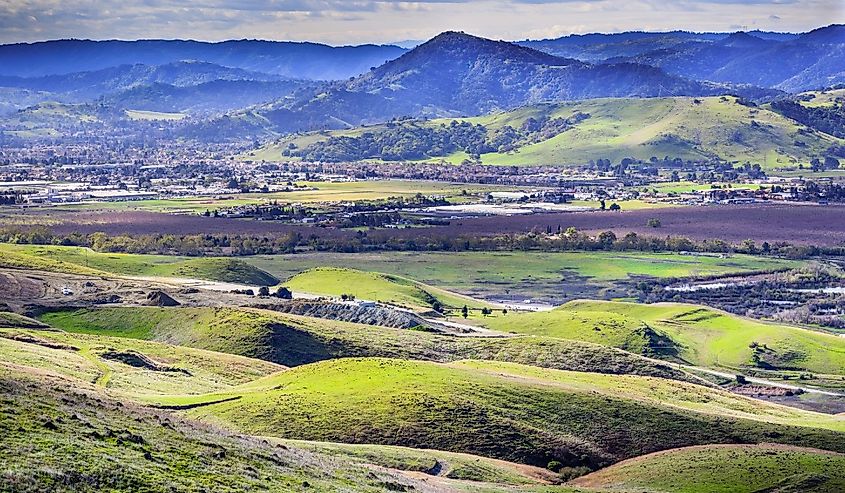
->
0, 26, 843, 143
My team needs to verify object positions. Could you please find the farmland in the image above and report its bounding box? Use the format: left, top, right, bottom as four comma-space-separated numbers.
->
42, 180, 518, 214
9, 202, 845, 248
249, 250, 799, 303
282, 267, 489, 311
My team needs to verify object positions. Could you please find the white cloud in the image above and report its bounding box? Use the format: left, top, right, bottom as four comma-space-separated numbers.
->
0, 0, 841, 44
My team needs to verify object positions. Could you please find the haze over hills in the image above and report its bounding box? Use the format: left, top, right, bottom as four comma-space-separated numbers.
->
0, 39, 409, 80
518, 26, 844, 92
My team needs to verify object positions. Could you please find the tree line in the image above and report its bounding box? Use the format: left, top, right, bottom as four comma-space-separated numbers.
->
286, 114, 589, 162
0, 225, 836, 260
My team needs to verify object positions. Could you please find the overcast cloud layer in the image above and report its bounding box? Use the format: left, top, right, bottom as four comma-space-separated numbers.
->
0, 0, 843, 45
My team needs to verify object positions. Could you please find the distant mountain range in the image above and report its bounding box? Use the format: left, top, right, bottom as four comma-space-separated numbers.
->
0, 26, 843, 142
218, 31, 778, 135
0, 39, 408, 80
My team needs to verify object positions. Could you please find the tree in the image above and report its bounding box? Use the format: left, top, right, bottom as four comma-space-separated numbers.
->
274, 286, 293, 299
597, 231, 617, 249
257, 286, 270, 296
481, 307, 492, 316
502, 308, 508, 315
647, 218, 661, 228
609, 202, 621, 211
461, 305, 469, 319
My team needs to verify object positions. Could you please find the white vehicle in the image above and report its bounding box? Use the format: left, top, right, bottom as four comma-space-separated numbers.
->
61, 287, 73, 296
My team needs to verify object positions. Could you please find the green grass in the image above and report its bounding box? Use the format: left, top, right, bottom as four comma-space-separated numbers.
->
261, 96, 843, 169
484, 300, 845, 375
246, 251, 799, 303
0, 327, 283, 398
572, 444, 845, 493
167, 358, 845, 470
0, 364, 482, 493
796, 89, 845, 109
283, 267, 487, 311
282, 440, 553, 485
0, 312, 49, 329
38, 306, 697, 382
0, 244, 278, 285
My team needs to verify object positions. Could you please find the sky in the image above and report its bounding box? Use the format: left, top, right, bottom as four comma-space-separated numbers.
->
0, 0, 843, 45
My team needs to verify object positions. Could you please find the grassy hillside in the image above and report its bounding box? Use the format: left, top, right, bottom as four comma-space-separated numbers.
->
261, 96, 842, 168
484, 300, 845, 375
0, 243, 279, 285
1, 365, 491, 493
167, 358, 845, 470
284, 440, 555, 485
39, 306, 696, 382
283, 267, 489, 312
798, 88, 845, 108
572, 444, 845, 493
0, 326, 282, 398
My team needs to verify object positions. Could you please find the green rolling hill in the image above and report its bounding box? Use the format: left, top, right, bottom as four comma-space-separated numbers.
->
254, 96, 842, 168
0, 244, 279, 285
3, 363, 526, 493
0, 325, 283, 398
282, 267, 487, 312
159, 358, 845, 470
571, 444, 845, 493
39, 306, 696, 382
483, 300, 845, 375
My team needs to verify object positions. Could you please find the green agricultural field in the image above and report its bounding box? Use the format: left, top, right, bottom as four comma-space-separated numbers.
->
162, 358, 845, 470
56, 180, 519, 213
0, 326, 283, 398
283, 267, 488, 311
246, 251, 799, 303
484, 300, 845, 375
572, 444, 845, 493
260, 96, 842, 168
39, 306, 695, 382
0, 243, 278, 285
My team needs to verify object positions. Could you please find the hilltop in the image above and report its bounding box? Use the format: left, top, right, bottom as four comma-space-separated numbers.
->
244, 32, 757, 135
